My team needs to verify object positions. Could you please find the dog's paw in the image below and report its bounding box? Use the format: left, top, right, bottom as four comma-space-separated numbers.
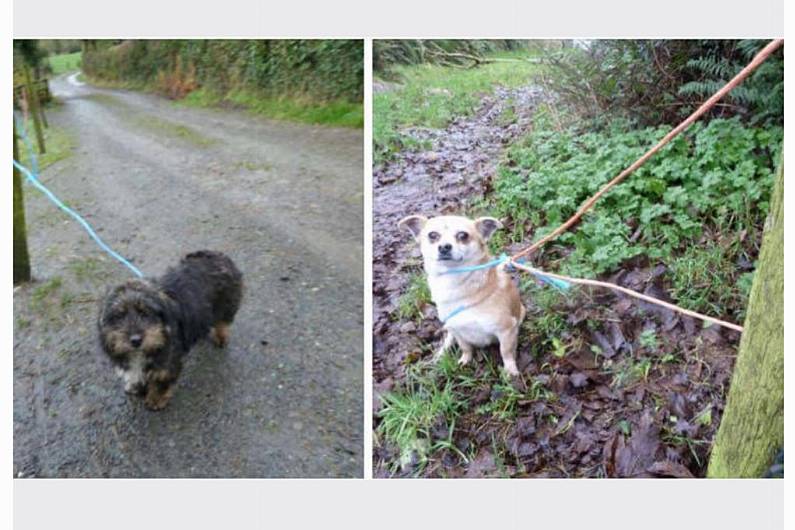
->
457, 352, 472, 366
210, 323, 230, 348
503, 362, 520, 377
144, 385, 174, 411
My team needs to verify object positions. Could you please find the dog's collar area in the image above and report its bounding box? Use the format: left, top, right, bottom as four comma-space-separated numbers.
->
438, 254, 571, 323
437, 253, 510, 276
442, 304, 469, 323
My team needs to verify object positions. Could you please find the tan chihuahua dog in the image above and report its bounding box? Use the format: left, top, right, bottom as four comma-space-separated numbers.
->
398, 215, 526, 376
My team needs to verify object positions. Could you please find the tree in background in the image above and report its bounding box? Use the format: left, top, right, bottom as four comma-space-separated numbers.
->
535, 40, 783, 128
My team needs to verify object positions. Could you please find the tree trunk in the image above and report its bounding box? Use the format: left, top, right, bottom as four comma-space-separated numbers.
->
707, 154, 783, 478
13, 121, 32, 284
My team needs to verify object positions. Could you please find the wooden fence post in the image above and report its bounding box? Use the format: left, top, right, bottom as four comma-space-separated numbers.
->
13, 120, 32, 284
22, 64, 46, 154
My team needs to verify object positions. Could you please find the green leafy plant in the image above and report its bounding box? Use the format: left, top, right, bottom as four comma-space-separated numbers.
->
639, 329, 659, 351
492, 116, 781, 319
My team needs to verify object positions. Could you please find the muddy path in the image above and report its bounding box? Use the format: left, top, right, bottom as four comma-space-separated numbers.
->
372, 85, 741, 478
373, 85, 542, 380
14, 74, 363, 477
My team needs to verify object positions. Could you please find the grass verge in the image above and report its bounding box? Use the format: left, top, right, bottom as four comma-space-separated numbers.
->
180, 87, 363, 128
17, 122, 75, 171
83, 76, 363, 128
48, 52, 82, 76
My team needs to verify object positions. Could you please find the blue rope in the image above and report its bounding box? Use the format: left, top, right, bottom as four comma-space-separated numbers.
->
442, 304, 468, 323
16, 115, 39, 177
14, 116, 144, 278
438, 253, 511, 275
439, 252, 571, 323
439, 252, 571, 291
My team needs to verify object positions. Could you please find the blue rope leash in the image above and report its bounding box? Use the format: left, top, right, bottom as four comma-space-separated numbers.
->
438, 253, 512, 275
439, 253, 571, 323
14, 116, 144, 278
440, 252, 571, 291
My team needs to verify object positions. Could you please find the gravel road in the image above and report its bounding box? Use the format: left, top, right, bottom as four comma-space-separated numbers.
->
13, 74, 363, 478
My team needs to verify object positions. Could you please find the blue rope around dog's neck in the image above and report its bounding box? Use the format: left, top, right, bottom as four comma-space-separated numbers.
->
14, 115, 144, 278
439, 253, 571, 323
438, 253, 511, 275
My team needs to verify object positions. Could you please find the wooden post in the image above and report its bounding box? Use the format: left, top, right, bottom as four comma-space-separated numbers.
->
22, 64, 46, 154
707, 154, 784, 477
37, 78, 49, 128
13, 120, 32, 284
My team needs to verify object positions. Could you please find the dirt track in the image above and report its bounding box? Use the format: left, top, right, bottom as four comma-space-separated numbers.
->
13, 74, 363, 477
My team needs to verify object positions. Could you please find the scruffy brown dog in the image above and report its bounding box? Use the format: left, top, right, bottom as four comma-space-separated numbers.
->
98, 250, 243, 410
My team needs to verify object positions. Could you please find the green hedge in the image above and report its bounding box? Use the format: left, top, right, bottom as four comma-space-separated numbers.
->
82, 40, 363, 103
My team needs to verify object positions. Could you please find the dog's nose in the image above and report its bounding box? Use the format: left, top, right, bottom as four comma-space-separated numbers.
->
130, 334, 143, 348
439, 243, 452, 254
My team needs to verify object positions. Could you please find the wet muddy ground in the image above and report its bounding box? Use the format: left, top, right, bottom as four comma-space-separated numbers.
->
373, 85, 740, 478
14, 74, 363, 477
373, 85, 541, 377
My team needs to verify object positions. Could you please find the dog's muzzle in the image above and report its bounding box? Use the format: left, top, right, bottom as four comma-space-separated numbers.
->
438, 243, 453, 260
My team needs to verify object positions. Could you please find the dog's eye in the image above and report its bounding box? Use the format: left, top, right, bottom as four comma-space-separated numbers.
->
428, 231, 440, 242
456, 231, 470, 243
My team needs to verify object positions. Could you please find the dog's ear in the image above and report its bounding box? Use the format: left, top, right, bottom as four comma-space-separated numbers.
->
97, 285, 122, 326
398, 215, 428, 240
474, 217, 503, 241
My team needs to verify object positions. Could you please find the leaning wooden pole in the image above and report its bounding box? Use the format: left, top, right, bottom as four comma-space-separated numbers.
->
13, 120, 32, 284
37, 77, 49, 129
707, 153, 784, 478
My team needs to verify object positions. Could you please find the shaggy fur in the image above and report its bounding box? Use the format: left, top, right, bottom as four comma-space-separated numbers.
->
98, 250, 243, 410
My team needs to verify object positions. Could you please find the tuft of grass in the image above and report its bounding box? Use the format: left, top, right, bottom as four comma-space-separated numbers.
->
519, 281, 570, 357
476, 369, 553, 421
374, 51, 539, 163
609, 356, 653, 388
48, 52, 82, 76
377, 356, 473, 473
377, 349, 556, 475
181, 87, 363, 128
670, 240, 755, 320
30, 277, 63, 313
69, 256, 107, 283
639, 329, 659, 351
17, 123, 75, 171
394, 272, 431, 322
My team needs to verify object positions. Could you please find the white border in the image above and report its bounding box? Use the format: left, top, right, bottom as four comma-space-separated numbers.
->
363, 38, 374, 480
11, 1, 785, 38
5, 0, 790, 529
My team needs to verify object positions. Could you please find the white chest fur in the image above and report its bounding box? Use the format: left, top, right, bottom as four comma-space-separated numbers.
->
427, 267, 502, 347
